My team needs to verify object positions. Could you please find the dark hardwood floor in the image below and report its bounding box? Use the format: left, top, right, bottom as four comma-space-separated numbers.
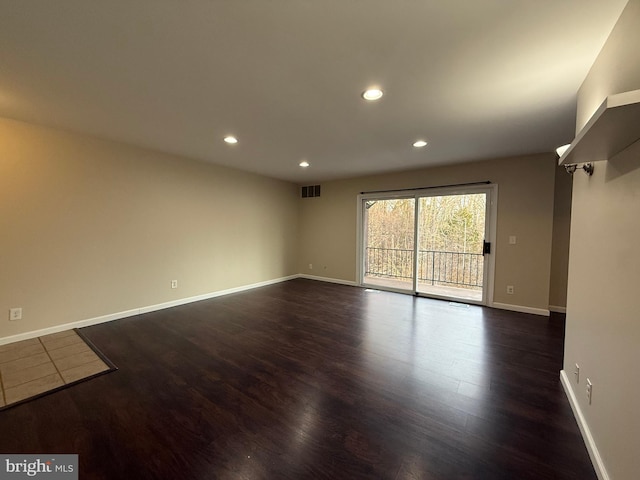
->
0, 279, 594, 479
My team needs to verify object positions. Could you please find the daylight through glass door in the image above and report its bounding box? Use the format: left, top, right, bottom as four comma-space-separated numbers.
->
363, 197, 416, 292
361, 189, 490, 303
415, 193, 486, 301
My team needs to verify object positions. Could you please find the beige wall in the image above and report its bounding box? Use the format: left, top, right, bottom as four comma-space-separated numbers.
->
0, 118, 299, 340
298, 154, 557, 311
576, 0, 639, 133
548, 165, 572, 309
563, 0, 640, 479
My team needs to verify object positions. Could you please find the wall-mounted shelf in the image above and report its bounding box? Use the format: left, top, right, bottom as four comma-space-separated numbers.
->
558, 89, 640, 166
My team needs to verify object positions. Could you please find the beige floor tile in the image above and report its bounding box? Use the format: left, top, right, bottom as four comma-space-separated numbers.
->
0, 342, 46, 364
60, 359, 109, 384
4, 373, 64, 405
0, 331, 113, 408
40, 331, 82, 351
47, 341, 92, 361
0, 337, 41, 353
53, 349, 101, 371
0, 352, 51, 376
2, 361, 58, 389
41, 330, 77, 341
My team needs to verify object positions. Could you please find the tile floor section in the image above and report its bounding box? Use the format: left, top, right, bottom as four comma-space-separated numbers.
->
0, 330, 109, 407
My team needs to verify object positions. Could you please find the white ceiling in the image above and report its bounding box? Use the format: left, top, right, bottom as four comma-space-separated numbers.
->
0, 1, 629, 183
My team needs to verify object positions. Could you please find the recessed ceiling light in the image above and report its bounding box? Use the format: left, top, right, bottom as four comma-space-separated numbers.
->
299, 161, 310, 168
413, 140, 428, 148
224, 135, 238, 144
362, 88, 383, 101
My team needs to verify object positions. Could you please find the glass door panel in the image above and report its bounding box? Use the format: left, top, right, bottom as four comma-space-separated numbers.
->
416, 193, 486, 301
362, 197, 415, 292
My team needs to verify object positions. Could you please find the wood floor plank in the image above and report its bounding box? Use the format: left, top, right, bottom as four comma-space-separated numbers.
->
0, 279, 594, 479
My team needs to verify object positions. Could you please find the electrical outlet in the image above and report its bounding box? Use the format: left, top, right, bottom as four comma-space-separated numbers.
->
308, 264, 313, 270
574, 363, 580, 383
506, 285, 514, 295
509, 235, 517, 245
9, 308, 22, 321
171, 280, 178, 289
586, 379, 593, 404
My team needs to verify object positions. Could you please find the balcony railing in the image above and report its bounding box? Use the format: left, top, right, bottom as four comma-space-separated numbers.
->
365, 247, 483, 288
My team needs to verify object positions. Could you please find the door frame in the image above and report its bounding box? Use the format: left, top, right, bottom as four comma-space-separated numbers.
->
356, 184, 498, 306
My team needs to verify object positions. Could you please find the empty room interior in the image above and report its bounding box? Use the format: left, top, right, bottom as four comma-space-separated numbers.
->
1, 1, 639, 479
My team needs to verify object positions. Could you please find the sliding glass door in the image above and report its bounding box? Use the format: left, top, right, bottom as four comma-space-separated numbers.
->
359, 185, 495, 304
416, 193, 486, 302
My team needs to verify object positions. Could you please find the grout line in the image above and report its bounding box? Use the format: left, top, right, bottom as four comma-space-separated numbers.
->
43, 344, 92, 363
0, 331, 116, 411
41, 334, 84, 353
43, 331, 104, 384
1, 346, 54, 391
44, 344, 81, 353
0, 345, 45, 365
39, 337, 67, 385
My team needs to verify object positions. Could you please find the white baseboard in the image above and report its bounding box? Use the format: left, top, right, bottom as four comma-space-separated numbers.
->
0, 275, 298, 346
0, 275, 555, 346
297, 274, 358, 287
549, 305, 567, 313
138, 275, 299, 315
0, 308, 142, 346
560, 370, 609, 480
492, 302, 550, 317
298, 278, 553, 317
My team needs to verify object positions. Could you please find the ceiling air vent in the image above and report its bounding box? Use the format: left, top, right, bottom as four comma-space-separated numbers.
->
301, 185, 321, 198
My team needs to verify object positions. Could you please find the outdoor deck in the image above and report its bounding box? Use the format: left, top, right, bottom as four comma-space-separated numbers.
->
363, 275, 483, 302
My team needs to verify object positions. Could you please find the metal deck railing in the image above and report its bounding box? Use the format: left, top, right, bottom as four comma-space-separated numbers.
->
365, 247, 483, 288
